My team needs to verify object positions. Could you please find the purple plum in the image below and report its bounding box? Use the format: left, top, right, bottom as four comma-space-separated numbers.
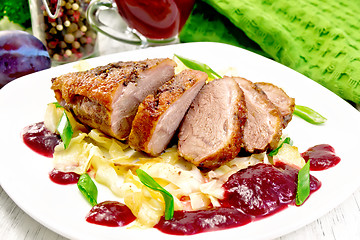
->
0, 30, 51, 88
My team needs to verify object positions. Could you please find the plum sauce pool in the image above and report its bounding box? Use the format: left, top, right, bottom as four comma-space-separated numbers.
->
22, 122, 341, 235
155, 163, 321, 235
86, 201, 136, 227
301, 144, 341, 171
22, 122, 61, 157
49, 169, 80, 185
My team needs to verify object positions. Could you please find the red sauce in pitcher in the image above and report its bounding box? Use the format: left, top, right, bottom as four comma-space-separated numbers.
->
114, 0, 195, 39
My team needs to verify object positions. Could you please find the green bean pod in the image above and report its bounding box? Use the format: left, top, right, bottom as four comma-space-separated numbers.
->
293, 105, 327, 125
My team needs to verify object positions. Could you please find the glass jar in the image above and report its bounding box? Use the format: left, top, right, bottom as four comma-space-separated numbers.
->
29, 0, 97, 64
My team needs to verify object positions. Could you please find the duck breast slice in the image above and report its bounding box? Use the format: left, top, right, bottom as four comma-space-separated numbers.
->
129, 69, 208, 156
255, 82, 295, 128
178, 77, 247, 170
51, 58, 176, 140
234, 77, 283, 153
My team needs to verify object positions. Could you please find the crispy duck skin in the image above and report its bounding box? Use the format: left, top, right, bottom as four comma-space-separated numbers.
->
234, 77, 283, 153
255, 82, 295, 128
129, 69, 208, 156
51, 58, 176, 140
178, 77, 247, 169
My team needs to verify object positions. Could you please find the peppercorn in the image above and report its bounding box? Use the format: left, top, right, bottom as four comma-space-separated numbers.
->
35, 0, 97, 64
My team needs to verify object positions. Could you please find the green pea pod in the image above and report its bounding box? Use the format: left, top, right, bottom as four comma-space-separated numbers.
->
268, 137, 293, 157
56, 111, 73, 149
77, 173, 98, 207
53, 102, 63, 108
296, 160, 311, 206
136, 169, 174, 220
174, 54, 222, 79
293, 105, 327, 125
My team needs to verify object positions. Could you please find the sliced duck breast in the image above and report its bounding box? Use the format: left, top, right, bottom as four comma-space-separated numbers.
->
234, 77, 283, 153
255, 82, 295, 128
178, 77, 247, 169
129, 69, 207, 156
51, 58, 176, 140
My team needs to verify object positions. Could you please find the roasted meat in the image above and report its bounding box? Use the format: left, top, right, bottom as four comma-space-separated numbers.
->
178, 77, 247, 169
255, 82, 295, 128
51, 58, 176, 140
129, 69, 208, 156
234, 77, 283, 153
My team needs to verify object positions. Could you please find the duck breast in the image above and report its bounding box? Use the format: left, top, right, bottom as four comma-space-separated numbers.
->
51, 58, 176, 140
255, 82, 295, 128
178, 77, 247, 169
129, 69, 207, 156
234, 77, 283, 153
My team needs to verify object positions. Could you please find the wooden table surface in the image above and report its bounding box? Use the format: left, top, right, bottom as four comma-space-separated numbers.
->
1, 33, 360, 240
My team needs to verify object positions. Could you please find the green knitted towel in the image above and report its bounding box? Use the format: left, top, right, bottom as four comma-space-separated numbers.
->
181, 0, 360, 103
179, 1, 271, 58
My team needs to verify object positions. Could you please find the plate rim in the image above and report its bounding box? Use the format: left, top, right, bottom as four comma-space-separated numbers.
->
1, 42, 360, 240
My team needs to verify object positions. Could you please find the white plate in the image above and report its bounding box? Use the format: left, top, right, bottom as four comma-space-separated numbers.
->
0, 42, 359, 240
